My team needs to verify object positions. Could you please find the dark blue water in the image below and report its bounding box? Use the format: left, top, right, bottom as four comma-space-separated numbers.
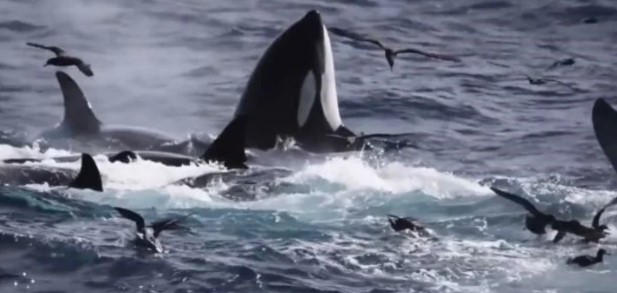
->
1, 0, 617, 292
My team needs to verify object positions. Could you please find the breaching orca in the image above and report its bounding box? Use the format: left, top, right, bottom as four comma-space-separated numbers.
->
36, 71, 204, 154
234, 10, 360, 153
0, 153, 103, 192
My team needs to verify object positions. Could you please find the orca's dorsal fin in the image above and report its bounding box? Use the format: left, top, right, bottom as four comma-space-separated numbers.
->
592, 98, 617, 176
55, 71, 102, 135
69, 153, 103, 192
201, 115, 248, 169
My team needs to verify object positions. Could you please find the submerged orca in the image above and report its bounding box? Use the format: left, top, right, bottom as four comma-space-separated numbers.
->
0, 153, 103, 192
6, 115, 249, 169
35, 71, 203, 154
234, 10, 361, 153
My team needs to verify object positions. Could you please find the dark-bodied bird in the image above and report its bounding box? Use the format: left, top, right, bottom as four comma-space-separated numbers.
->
551, 219, 606, 243
327, 27, 460, 71
584, 196, 617, 242
545, 58, 575, 71
487, 61, 575, 89
523, 74, 576, 89
26, 42, 93, 77
115, 207, 192, 253
490, 187, 557, 235
387, 214, 433, 238
567, 249, 608, 267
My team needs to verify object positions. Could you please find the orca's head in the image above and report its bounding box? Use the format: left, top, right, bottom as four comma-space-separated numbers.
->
235, 10, 344, 150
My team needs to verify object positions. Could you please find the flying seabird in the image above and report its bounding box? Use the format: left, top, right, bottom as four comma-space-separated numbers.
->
488, 61, 575, 89
327, 27, 461, 71
26, 42, 93, 77
523, 74, 576, 89
545, 58, 575, 71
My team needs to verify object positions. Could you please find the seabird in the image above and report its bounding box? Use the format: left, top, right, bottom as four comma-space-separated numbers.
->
387, 214, 433, 238
490, 187, 557, 235
26, 42, 93, 77
566, 249, 608, 267
488, 61, 575, 89
115, 207, 193, 253
584, 196, 617, 242
523, 74, 576, 89
550, 219, 606, 243
545, 58, 575, 71
327, 27, 460, 70
553, 196, 617, 243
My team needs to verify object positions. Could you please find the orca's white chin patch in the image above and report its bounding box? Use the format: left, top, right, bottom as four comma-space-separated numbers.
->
297, 71, 317, 127
320, 24, 342, 131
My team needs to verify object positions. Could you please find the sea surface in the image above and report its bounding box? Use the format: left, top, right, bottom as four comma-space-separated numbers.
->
1, 0, 617, 292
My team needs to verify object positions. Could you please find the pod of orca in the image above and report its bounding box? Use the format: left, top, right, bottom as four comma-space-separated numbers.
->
1, 10, 615, 266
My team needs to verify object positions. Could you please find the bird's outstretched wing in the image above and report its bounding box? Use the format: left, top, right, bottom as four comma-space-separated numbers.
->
490, 187, 547, 218
541, 78, 576, 90
592, 207, 606, 229
114, 207, 146, 233
327, 27, 387, 50
151, 213, 194, 238
487, 61, 512, 68
603, 196, 617, 209
26, 42, 65, 56
76, 62, 94, 77
358, 132, 415, 140
395, 48, 461, 62
593, 195, 617, 228
324, 134, 357, 144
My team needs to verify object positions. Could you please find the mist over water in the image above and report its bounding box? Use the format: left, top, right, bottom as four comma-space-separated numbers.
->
2, 0, 617, 292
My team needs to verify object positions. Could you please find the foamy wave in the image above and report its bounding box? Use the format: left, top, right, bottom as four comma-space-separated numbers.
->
287, 156, 491, 198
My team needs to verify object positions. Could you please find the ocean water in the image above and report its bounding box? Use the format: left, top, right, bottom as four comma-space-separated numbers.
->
1, 0, 617, 292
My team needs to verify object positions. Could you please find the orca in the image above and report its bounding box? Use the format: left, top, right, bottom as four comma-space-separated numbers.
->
234, 10, 362, 153
111, 115, 248, 169
171, 114, 298, 201
3, 150, 196, 167
592, 98, 617, 174
0, 153, 103, 192
35, 71, 205, 155
6, 115, 249, 168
